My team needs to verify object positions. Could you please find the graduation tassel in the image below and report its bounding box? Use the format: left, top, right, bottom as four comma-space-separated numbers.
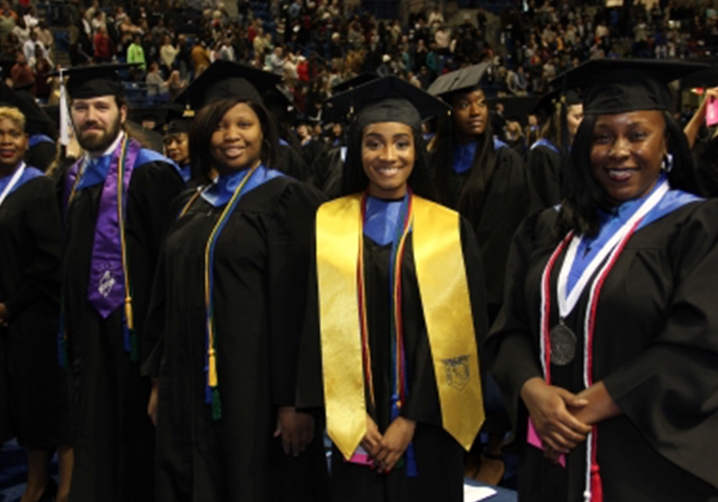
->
203, 165, 260, 421
405, 444, 418, 477
124, 298, 138, 362
590, 462, 603, 502
212, 388, 222, 420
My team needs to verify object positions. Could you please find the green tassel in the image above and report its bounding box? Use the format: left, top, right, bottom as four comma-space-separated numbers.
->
212, 388, 222, 420
396, 457, 405, 469
130, 329, 138, 362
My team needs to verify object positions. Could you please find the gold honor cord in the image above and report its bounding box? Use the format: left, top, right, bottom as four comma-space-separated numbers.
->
317, 194, 484, 460
316, 194, 366, 461
412, 199, 484, 451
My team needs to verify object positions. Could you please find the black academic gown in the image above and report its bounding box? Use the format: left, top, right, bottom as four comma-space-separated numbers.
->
298, 212, 488, 502
526, 143, 562, 209
310, 146, 345, 200
486, 202, 718, 502
445, 145, 538, 312
145, 177, 328, 502
59, 156, 184, 502
0, 176, 68, 449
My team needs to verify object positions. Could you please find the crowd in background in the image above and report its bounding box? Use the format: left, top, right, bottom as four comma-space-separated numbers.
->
0, 0, 716, 122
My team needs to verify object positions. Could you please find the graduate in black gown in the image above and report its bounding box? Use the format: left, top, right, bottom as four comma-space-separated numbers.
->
298, 76, 487, 502
427, 62, 539, 485
143, 95, 329, 501
0, 105, 71, 502
427, 62, 538, 321
56, 64, 185, 502
161, 104, 194, 186
0, 82, 58, 172
526, 89, 583, 209
486, 59, 718, 502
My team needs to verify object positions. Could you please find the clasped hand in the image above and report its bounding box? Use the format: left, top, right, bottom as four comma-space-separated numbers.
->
274, 406, 315, 457
361, 414, 416, 474
520, 377, 592, 460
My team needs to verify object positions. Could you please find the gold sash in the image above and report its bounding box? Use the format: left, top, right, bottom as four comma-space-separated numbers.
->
316, 193, 484, 460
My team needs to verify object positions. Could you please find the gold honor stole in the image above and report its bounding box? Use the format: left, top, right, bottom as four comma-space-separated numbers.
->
316, 193, 484, 460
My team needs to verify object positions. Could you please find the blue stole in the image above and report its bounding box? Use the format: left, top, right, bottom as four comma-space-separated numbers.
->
201, 165, 285, 208
567, 175, 702, 294
0, 164, 43, 198
530, 138, 559, 153
452, 138, 507, 174
363, 195, 408, 246
75, 147, 172, 190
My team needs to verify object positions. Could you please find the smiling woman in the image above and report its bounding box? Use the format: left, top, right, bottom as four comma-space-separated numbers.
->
486, 59, 718, 502
145, 93, 328, 502
298, 77, 487, 502
0, 105, 71, 502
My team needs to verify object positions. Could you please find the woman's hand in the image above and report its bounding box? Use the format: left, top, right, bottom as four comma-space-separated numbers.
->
147, 378, 158, 426
360, 413, 383, 458
373, 416, 416, 473
0, 303, 10, 327
274, 406, 315, 457
520, 377, 592, 454
573, 381, 622, 425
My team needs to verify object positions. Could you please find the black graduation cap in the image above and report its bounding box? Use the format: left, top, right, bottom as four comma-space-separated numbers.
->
172, 60, 281, 110
162, 102, 193, 135
52, 63, 139, 100
331, 73, 379, 94
0, 82, 57, 139
128, 105, 168, 130
550, 59, 709, 115
531, 88, 582, 120
326, 76, 451, 130
427, 62, 491, 98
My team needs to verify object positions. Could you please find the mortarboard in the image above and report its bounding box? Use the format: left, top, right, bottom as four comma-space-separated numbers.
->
427, 62, 491, 99
162, 102, 194, 135
172, 61, 281, 110
326, 76, 451, 130
550, 59, 709, 115
331, 73, 379, 94
0, 82, 57, 139
531, 88, 582, 121
52, 63, 139, 100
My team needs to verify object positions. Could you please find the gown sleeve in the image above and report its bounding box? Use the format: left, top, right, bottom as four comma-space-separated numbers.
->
126, 161, 186, 364
4, 177, 63, 318
484, 210, 549, 430
140, 189, 203, 376
267, 180, 326, 407
526, 145, 561, 209
601, 200, 718, 490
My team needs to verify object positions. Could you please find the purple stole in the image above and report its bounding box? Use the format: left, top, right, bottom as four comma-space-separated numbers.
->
62, 137, 142, 358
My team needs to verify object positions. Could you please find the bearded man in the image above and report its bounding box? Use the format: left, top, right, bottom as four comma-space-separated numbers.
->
55, 64, 184, 502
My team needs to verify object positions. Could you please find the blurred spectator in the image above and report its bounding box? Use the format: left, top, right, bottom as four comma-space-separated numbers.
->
167, 69, 187, 101
10, 52, 33, 91
11, 16, 28, 44
127, 34, 146, 71
190, 38, 211, 77
160, 35, 180, 75
31, 44, 52, 102
93, 25, 114, 63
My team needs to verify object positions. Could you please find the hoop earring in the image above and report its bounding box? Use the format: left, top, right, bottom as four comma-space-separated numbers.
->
661, 153, 673, 173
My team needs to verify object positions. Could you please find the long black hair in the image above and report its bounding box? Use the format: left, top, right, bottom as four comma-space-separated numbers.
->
341, 120, 438, 202
557, 111, 699, 237
430, 96, 496, 226
189, 97, 279, 184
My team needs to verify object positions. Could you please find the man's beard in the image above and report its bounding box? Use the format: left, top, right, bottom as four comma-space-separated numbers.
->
77, 118, 122, 153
